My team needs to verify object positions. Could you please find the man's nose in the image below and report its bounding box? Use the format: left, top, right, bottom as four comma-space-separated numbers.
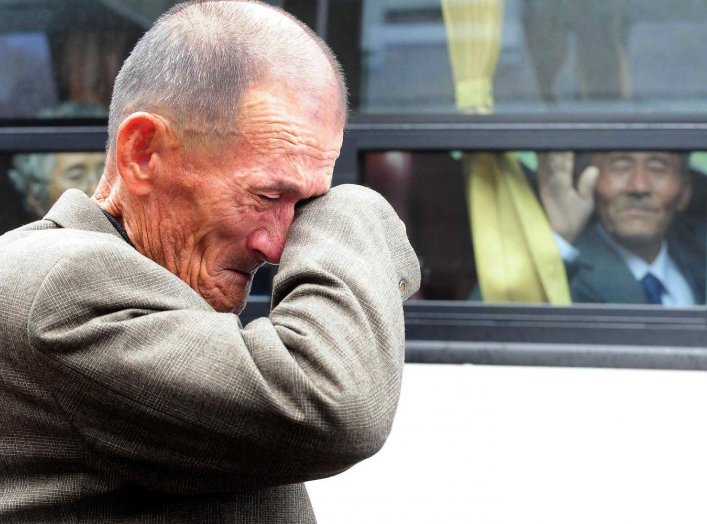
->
625, 167, 652, 193
249, 230, 286, 264
247, 208, 295, 265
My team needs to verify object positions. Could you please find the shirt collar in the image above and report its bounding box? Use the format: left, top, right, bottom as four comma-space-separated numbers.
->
100, 209, 135, 248
595, 224, 675, 295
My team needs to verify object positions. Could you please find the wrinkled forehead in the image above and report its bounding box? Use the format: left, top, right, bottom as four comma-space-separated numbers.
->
239, 82, 343, 129
235, 87, 343, 158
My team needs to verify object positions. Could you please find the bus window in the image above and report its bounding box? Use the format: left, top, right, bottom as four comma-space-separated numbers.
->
363, 149, 706, 306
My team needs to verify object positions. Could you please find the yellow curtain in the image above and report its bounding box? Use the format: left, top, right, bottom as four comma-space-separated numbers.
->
467, 154, 570, 303
441, 0, 503, 113
442, 0, 571, 304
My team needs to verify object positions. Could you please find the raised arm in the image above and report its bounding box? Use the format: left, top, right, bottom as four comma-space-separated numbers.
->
537, 151, 599, 243
27, 185, 420, 494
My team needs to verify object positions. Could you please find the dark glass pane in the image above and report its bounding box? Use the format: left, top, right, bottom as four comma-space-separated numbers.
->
0, 0, 284, 121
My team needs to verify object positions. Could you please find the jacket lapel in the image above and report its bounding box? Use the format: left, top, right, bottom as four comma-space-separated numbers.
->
573, 226, 647, 304
668, 240, 706, 305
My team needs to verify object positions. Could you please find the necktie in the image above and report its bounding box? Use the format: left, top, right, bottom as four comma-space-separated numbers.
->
640, 273, 664, 305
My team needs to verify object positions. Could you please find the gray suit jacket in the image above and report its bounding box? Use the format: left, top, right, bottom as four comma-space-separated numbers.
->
0, 185, 420, 523
569, 225, 705, 305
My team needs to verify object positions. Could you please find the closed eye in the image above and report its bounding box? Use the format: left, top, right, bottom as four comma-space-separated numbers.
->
258, 194, 280, 202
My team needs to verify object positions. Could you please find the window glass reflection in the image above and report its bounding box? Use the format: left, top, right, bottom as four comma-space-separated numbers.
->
0, 0, 159, 119
328, 0, 707, 115
363, 150, 706, 306
0, 0, 285, 120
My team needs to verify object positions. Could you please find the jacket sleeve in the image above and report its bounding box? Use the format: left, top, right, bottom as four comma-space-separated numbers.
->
27, 184, 420, 494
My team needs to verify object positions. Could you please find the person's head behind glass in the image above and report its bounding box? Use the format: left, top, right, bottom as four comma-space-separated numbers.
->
7, 101, 107, 219
9, 152, 105, 218
591, 151, 692, 262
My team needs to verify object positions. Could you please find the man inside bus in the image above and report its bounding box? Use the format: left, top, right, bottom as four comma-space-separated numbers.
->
8, 151, 105, 218
0, 1, 420, 522
537, 150, 704, 305
6, 102, 107, 222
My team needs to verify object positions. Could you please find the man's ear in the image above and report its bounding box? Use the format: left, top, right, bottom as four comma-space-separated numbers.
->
115, 112, 177, 196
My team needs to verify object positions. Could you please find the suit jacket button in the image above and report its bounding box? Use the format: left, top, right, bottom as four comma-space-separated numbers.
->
399, 279, 408, 295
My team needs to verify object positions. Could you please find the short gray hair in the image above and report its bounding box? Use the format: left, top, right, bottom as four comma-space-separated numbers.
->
107, 0, 347, 151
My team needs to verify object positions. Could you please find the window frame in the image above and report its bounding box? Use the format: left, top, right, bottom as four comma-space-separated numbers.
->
335, 114, 707, 369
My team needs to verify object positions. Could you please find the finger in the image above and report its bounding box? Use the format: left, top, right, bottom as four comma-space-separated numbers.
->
538, 151, 574, 188
547, 151, 574, 177
538, 150, 570, 168
537, 151, 560, 181
576, 165, 600, 200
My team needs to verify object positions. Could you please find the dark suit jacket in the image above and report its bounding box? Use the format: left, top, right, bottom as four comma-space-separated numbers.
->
569, 225, 706, 305
0, 187, 420, 523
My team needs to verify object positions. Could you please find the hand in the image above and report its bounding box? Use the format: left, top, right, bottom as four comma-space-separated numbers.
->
537, 151, 599, 244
